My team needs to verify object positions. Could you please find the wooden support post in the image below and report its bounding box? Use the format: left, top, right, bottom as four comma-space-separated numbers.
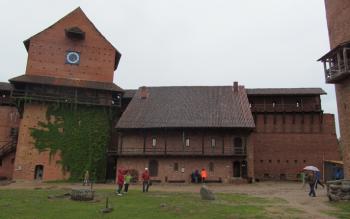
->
323, 61, 328, 81
222, 134, 225, 155
164, 129, 167, 155
202, 133, 205, 155
337, 52, 342, 72
143, 131, 146, 154
344, 48, 348, 72
119, 133, 123, 155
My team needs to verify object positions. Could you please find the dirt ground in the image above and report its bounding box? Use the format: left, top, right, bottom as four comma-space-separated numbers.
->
0, 181, 336, 219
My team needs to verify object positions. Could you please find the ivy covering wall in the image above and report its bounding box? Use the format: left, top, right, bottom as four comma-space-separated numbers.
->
30, 104, 113, 181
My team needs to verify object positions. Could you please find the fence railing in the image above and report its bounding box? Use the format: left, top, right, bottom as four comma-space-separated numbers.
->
108, 146, 246, 156
250, 104, 321, 112
11, 90, 121, 107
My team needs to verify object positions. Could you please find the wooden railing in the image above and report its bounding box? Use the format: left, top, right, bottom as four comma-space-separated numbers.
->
108, 146, 246, 156
250, 104, 321, 113
11, 90, 121, 107
325, 61, 350, 83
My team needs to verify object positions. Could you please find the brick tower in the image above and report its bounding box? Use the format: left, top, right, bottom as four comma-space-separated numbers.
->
10, 8, 123, 181
319, 1, 350, 179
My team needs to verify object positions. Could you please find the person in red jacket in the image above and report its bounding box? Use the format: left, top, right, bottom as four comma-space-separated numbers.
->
116, 169, 125, 196
201, 168, 207, 183
142, 168, 150, 192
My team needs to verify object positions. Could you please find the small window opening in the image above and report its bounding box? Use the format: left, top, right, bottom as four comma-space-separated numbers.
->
211, 138, 216, 148
152, 138, 157, 147
185, 138, 190, 147
209, 162, 214, 172
174, 163, 179, 171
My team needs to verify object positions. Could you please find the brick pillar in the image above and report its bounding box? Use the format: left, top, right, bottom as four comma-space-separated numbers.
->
13, 103, 67, 181
246, 134, 255, 181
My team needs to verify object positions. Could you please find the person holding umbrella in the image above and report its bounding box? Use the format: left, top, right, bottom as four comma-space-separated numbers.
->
303, 166, 319, 197
305, 171, 316, 197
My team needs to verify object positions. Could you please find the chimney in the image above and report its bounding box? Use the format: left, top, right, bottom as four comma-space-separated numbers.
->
139, 86, 149, 99
233, 81, 239, 93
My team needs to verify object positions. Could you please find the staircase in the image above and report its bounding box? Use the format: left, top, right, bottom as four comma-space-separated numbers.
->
0, 140, 16, 159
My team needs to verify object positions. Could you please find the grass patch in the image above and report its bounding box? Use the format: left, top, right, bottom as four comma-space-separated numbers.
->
0, 188, 299, 219
325, 202, 350, 219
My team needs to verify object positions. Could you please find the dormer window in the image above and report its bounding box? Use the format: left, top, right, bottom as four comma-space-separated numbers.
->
65, 27, 85, 40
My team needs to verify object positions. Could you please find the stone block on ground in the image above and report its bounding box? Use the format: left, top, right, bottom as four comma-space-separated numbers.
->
200, 185, 215, 200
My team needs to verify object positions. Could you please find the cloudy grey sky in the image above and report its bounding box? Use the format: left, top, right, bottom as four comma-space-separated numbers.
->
0, 0, 338, 133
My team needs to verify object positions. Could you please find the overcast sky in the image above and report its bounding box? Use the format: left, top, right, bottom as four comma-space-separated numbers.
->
0, 0, 339, 134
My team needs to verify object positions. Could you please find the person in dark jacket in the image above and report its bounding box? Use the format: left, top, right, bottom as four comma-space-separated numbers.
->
142, 168, 150, 192
116, 169, 125, 196
315, 171, 324, 189
306, 171, 316, 197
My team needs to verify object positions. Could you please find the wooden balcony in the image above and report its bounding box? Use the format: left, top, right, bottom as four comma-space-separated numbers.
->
250, 103, 321, 113
108, 146, 246, 157
11, 89, 121, 107
319, 42, 350, 84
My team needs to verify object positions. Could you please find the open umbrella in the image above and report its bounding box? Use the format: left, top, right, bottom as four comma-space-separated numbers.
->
303, 166, 320, 172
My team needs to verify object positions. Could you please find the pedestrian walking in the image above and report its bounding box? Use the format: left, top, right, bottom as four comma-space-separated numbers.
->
306, 171, 316, 197
124, 171, 132, 193
116, 169, 125, 196
142, 168, 150, 192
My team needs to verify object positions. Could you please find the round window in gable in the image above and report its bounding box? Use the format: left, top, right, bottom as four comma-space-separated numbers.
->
66, 51, 80, 65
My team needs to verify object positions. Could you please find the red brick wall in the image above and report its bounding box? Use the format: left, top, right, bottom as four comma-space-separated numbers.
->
117, 157, 243, 183
324, 0, 350, 179
12, 103, 68, 181
0, 152, 15, 179
25, 8, 116, 83
324, 0, 350, 49
0, 106, 19, 179
252, 113, 340, 180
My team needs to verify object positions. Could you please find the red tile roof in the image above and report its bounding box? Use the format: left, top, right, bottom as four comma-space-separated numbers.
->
9, 75, 123, 92
116, 86, 255, 129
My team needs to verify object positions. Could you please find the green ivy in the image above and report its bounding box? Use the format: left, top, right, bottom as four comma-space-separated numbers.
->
30, 104, 113, 181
